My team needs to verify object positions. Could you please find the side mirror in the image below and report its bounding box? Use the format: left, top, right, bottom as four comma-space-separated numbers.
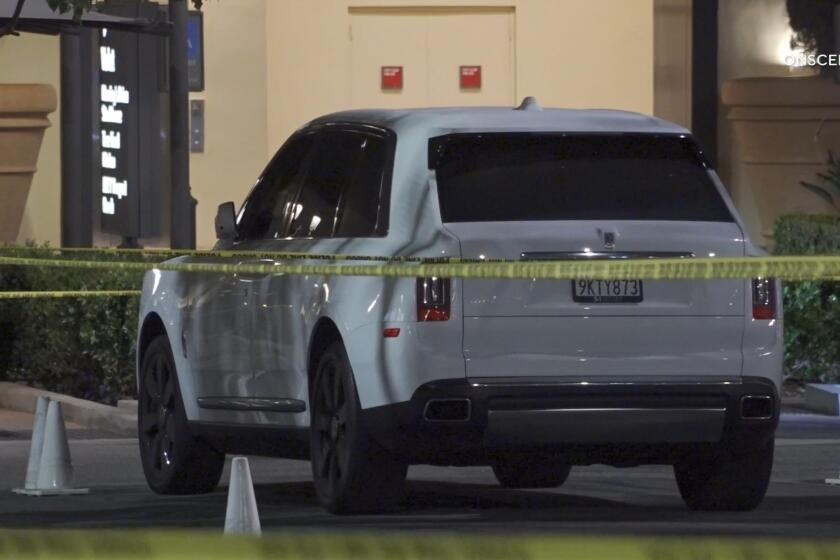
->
215, 201, 237, 240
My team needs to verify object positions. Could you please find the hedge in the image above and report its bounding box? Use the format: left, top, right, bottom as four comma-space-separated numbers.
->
0, 245, 153, 404
774, 214, 840, 382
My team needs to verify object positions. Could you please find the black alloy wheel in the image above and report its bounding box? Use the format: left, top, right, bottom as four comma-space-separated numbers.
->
138, 335, 224, 494
141, 349, 177, 473
674, 439, 774, 511
310, 342, 407, 513
312, 353, 348, 498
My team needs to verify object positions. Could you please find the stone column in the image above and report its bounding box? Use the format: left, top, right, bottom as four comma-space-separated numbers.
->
0, 83, 57, 243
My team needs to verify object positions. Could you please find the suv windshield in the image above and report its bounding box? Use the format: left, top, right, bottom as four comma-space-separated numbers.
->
431, 134, 733, 223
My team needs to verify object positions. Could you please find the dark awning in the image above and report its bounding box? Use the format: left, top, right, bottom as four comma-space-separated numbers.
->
0, 0, 163, 35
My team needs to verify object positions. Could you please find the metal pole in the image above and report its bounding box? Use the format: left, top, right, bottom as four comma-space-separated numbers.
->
60, 30, 93, 247
691, 0, 719, 167
169, 0, 194, 249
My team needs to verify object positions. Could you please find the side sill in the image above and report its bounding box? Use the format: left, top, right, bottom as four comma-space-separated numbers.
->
197, 396, 306, 413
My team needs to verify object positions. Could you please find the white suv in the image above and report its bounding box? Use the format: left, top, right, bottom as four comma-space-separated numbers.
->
136, 100, 782, 513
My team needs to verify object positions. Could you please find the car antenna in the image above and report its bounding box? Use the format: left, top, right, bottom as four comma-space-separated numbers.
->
514, 96, 542, 111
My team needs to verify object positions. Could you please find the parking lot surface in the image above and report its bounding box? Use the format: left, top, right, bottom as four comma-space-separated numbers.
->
1, 412, 840, 538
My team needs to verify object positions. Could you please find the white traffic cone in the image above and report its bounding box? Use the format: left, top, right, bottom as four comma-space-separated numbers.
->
224, 456, 261, 535
12, 395, 49, 494
19, 401, 89, 496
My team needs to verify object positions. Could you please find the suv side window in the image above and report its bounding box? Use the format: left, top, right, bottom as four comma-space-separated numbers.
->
288, 131, 367, 238
236, 134, 313, 240
334, 133, 389, 237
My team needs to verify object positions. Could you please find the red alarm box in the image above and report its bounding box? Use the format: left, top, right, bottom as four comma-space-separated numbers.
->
460, 65, 481, 89
381, 66, 403, 90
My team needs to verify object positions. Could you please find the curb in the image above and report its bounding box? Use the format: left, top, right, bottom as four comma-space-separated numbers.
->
0, 382, 136, 436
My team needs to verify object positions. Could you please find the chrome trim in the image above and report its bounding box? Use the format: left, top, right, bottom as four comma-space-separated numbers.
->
423, 398, 472, 422
197, 397, 306, 413
740, 395, 774, 420
470, 376, 742, 388
520, 251, 694, 260
533, 407, 726, 413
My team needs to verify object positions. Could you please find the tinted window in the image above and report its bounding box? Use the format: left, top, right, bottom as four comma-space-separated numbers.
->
289, 132, 366, 238
335, 134, 389, 237
237, 134, 312, 240
432, 134, 733, 223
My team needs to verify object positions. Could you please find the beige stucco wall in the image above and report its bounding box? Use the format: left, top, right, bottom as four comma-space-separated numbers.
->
265, 0, 654, 151
653, 0, 691, 129
190, 0, 268, 249
2, 0, 654, 248
0, 33, 61, 245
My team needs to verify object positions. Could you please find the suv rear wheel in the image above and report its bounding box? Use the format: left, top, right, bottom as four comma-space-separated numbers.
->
310, 342, 407, 514
673, 439, 774, 511
139, 335, 225, 494
492, 456, 572, 489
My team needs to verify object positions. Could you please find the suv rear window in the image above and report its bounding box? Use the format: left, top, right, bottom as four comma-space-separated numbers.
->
431, 134, 733, 223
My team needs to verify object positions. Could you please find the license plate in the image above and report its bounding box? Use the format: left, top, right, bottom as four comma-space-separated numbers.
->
572, 279, 643, 303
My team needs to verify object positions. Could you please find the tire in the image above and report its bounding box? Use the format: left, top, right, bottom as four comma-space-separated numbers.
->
492, 456, 572, 489
310, 342, 407, 514
674, 439, 774, 511
139, 335, 225, 494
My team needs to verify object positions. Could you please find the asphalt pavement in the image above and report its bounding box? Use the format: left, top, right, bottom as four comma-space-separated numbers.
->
1, 412, 840, 538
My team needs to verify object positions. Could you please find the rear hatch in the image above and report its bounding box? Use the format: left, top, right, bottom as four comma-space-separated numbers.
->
432, 133, 746, 380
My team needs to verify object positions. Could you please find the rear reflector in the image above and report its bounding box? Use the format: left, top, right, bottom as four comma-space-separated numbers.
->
417, 277, 451, 321
751, 278, 776, 320
383, 328, 401, 338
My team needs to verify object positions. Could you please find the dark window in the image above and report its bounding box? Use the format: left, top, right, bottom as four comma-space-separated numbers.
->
288, 132, 364, 238
289, 130, 391, 238
237, 134, 313, 240
335, 134, 389, 237
431, 134, 733, 223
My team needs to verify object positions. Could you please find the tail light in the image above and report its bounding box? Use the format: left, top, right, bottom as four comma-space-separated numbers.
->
752, 278, 776, 320
417, 277, 450, 321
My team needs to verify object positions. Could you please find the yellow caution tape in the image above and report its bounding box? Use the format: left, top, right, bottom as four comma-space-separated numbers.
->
0, 531, 838, 560
0, 245, 479, 263
2, 254, 840, 281
0, 290, 140, 299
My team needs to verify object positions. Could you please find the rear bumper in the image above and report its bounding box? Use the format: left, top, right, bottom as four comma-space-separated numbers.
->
362, 376, 778, 466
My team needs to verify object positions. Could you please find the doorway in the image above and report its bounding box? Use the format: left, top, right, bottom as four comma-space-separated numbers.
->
349, 7, 516, 109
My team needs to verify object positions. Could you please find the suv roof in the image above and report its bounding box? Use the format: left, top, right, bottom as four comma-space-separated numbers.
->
308, 99, 689, 137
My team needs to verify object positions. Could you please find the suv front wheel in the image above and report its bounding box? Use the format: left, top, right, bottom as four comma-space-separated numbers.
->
138, 335, 225, 494
673, 439, 774, 511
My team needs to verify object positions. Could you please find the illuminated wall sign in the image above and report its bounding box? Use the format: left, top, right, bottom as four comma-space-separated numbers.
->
381, 66, 403, 90
460, 65, 482, 89
99, 29, 133, 221
94, 12, 163, 239
99, 27, 133, 228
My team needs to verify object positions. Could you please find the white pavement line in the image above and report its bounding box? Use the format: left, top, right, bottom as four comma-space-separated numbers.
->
776, 438, 840, 446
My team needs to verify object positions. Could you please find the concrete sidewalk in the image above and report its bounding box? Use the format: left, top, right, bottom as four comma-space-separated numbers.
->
0, 408, 83, 431
0, 382, 135, 436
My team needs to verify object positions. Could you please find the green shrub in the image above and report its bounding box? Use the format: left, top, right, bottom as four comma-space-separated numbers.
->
0, 244, 161, 404
774, 214, 840, 382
